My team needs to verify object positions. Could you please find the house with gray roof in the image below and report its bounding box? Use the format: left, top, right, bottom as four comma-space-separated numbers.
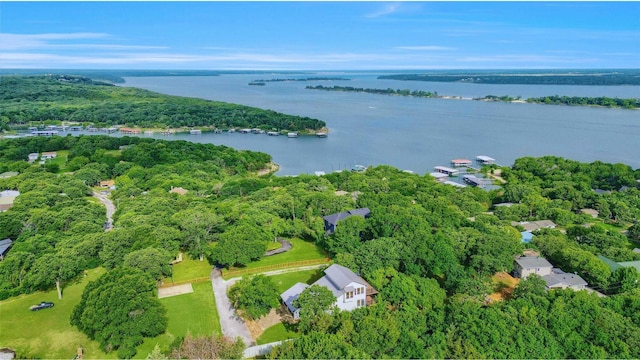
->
280, 282, 309, 320
280, 264, 378, 319
543, 269, 588, 290
322, 208, 370, 234
0, 239, 12, 261
514, 256, 553, 279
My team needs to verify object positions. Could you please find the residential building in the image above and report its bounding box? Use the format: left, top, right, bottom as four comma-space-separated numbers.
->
511, 220, 556, 232
0, 190, 20, 212
169, 186, 188, 195
0, 239, 12, 260
322, 208, 370, 234
514, 256, 553, 279
41, 151, 57, 160
280, 264, 378, 319
543, 268, 588, 290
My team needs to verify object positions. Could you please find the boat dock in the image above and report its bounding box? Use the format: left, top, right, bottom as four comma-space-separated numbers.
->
451, 158, 472, 167
434, 166, 460, 176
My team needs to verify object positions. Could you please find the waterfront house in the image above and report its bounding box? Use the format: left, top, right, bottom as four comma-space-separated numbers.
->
280, 264, 378, 319
323, 208, 370, 234
514, 256, 553, 279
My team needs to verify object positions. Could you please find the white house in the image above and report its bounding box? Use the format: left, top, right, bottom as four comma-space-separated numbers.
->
280, 264, 377, 319
514, 256, 553, 279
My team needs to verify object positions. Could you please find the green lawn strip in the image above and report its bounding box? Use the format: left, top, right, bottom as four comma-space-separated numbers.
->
0, 267, 114, 360
266, 269, 324, 294
135, 281, 220, 358
169, 254, 212, 283
222, 238, 327, 280
256, 323, 299, 345
46, 150, 69, 172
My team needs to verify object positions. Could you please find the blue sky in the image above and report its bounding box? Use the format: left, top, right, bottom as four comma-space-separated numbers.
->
1, 1, 638, 70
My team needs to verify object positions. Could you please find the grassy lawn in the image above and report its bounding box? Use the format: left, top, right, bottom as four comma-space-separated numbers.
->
222, 238, 328, 279
266, 269, 324, 294
169, 254, 212, 283
256, 322, 299, 345
0, 267, 115, 360
135, 281, 220, 358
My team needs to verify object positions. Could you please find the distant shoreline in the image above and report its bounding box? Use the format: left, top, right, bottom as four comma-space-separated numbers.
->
306, 85, 640, 109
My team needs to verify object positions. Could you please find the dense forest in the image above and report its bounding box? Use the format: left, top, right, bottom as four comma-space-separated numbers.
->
526, 95, 640, 109
1, 135, 639, 358
378, 70, 640, 85
0, 75, 326, 131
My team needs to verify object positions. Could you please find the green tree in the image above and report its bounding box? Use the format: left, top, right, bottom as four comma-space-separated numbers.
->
71, 267, 167, 357
293, 284, 336, 333
228, 275, 280, 320
24, 251, 80, 299
123, 247, 173, 282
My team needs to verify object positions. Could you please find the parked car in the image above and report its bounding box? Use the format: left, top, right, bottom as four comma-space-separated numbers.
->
29, 301, 54, 311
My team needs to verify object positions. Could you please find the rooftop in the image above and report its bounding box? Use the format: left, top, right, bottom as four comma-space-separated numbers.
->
515, 256, 553, 269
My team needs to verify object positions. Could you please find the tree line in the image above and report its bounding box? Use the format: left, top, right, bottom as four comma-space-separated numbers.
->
378, 71, 640, 85
0, 75, 326, 131
306, 85, 439, 98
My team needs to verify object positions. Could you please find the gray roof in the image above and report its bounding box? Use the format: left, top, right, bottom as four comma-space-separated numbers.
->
280, 282, 309, 313
515, 256, 553, 270
313, 264, 367, 298
543, 270, 588, 288
0, 239, 12, 255
322, 208, 370, 226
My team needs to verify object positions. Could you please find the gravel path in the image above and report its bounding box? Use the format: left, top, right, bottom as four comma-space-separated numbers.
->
210, 268, 255, 346
264, 238, 292, 256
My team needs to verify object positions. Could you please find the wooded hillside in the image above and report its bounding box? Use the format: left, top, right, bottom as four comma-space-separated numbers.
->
0, 75, 326, 131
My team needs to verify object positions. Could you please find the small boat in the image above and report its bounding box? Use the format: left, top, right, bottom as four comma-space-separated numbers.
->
352, 164, 367, 172
287, 132, 298, 138
316, 132, 328, 138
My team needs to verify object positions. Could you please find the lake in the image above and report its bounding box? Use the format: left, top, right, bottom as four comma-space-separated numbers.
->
121, 73, 640, 175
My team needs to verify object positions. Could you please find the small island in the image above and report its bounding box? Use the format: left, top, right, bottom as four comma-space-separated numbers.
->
306, 85, 440, 98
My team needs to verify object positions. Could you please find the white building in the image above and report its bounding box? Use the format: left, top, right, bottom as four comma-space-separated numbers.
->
280, 264, 377, 319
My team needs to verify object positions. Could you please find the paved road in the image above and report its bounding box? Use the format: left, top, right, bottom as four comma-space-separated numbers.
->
92, 191, 115, 231
264, 238, 292, 256
210, 268, 255, 347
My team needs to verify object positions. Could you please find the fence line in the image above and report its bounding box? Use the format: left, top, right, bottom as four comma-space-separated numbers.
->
158, 276, 210, 288
223, 258, 330, 278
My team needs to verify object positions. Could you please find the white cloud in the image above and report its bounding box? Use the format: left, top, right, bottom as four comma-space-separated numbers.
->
395, 46, 456, 51
0, 33, 110, 50
364, 3, 403, 18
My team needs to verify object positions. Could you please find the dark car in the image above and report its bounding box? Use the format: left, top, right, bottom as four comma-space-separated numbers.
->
30, 301, 54, 311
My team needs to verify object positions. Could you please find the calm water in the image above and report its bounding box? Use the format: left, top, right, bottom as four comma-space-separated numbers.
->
121, 73, 640, 175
